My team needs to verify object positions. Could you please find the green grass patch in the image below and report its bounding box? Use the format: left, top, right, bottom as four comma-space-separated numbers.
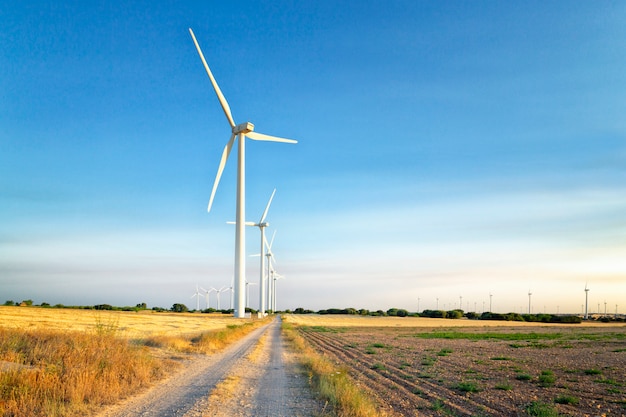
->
455, 381, 482, 393
525, 400, 559, 417
554, 395, 579, 405
491, 356, 512, 361
437, 347, 453, 356
516, 373, 532, 381
414, 330, 562, 341
495, 382, 513, 390
421, 356, 436, 366
538, 370, 556, 387
584, 368, 602, 375
371, 363, 386, 371
594, 378, 623, 387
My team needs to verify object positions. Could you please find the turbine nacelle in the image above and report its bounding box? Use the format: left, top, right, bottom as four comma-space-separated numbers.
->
233, 122, 254, 135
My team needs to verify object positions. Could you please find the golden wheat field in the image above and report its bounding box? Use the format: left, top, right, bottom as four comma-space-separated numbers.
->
0, 306, 251, 341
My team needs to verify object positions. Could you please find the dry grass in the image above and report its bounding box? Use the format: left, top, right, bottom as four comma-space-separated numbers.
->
0, 306, 249, 338
0, 327, 172, 417
282, 321, 385, 417
0, 306, 268, 416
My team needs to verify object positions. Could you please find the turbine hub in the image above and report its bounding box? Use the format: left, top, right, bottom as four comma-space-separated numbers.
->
233, 122, 254, 135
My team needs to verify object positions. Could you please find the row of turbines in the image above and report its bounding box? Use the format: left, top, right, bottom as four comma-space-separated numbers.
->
189, 28, 295, 318
419, 284, 619, 317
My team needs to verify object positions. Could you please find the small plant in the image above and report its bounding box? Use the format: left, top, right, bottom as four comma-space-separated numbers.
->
495, 382, 513, 390
554, 394, 579, 405
371, 363, 387, 371
370, 342, 386, 348
516, 373, 532, 381
490, 356, 511, 361
584, 368, 602, 375
437, 347, 453, 356
421, 356, 436, 366
431, 399, 445, 411
538, 370, 556, 387
524, 400, 559, 417
365, 347, 376, 354
455, 381, 481, 393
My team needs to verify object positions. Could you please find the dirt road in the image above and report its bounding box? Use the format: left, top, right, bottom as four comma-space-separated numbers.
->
98, 317, 322, 417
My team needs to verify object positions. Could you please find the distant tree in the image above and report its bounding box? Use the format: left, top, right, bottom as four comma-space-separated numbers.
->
294, 307, 306, 314
387, 308, 399, 316
344, 308, 358, 315
4, 300, 15, 306
171, 303, 189, 313
94, 304, 113, 310
358, 308, 369, 316
446, 309, 463, 319
136, 302, 147, 310
40, 302, 51, 307
396, 309, 409, 317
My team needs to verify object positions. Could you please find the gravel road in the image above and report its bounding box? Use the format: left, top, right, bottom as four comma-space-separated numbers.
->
98, 317, 322, 417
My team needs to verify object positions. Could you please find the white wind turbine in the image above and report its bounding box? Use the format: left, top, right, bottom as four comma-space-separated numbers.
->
191, 285, 202, 311
229, 189, 276, 316
245, 280, 257, 309
264, 231, 277, 312
584, 282, 590, 320
189, 28, 297, 318
213, 286, 229, 310
201, 286, 215, 310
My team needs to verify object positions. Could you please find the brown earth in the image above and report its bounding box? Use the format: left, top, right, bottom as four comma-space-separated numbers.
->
294, 319, 626, 416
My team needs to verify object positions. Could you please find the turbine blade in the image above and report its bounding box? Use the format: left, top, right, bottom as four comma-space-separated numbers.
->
259, 189, 276, 223
246, 131, 297, 144
268, 230, 277, 249
208, 134, 236, 212
188, 28, 236, 128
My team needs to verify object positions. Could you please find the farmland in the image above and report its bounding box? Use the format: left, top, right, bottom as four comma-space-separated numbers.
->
285, 314, 626, 416
0, 306, 264, 416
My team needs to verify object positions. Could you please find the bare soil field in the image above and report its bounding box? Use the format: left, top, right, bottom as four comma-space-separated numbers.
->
285, 315, 626, 416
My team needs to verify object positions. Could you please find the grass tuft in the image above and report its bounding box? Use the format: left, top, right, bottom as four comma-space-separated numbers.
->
524, 400, 559, 417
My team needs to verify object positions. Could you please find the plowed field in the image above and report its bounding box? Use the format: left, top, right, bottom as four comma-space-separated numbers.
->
286, 315, 626, 416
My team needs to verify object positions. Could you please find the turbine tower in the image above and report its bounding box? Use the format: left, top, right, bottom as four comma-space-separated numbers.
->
528, 290, 532, 314
191, 285, 202, 311
584, 283, 590, 320
189, 29, 297, 318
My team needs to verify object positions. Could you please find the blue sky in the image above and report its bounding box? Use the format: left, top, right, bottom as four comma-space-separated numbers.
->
2, 1, 625, 314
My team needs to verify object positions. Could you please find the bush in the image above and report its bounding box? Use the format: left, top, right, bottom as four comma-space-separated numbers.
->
171, 303, 189, 313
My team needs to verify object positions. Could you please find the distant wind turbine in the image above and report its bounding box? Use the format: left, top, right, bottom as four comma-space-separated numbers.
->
201, 286, 215, 310
191, 285, 202, 311
189, 28, 297, 318
584, 283, 590, 319
528, 289, 532, 315
213, 286, 229, 310
264, 231, 277, 311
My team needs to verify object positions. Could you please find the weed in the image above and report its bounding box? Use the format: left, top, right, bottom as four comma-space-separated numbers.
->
371, 363, 387, 371
455, 381, 481, 393
516, 373, 532, 381
365, 347, 376, 354
538, 370, 556, 387
437, 348, 453, 356
524, 400, 559, 417
612, 348, 626, 353
370, 342, 386, 348
495, 382, 513, 390
399, 361, 411, 369
554, 394, 579, 405
594, 378, 623, 387
421, 356, 436, 366
584, 368, 602, 375
414, 331, 562, 341
490, 356, 511, 361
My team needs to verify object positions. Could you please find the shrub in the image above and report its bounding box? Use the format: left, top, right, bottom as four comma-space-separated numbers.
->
538, 370, 556, 387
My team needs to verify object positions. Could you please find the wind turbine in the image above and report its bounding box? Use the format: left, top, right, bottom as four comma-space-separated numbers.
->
584, 283, 590, 320
264, 231, 277, 311
245, 280, 257, 309
528, 289, 532, 314
191, 285, 202, 311
201, 286, 215, 310
213, 286, 229, 310
189, 28, 297, 318
228, 189, 276, 316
